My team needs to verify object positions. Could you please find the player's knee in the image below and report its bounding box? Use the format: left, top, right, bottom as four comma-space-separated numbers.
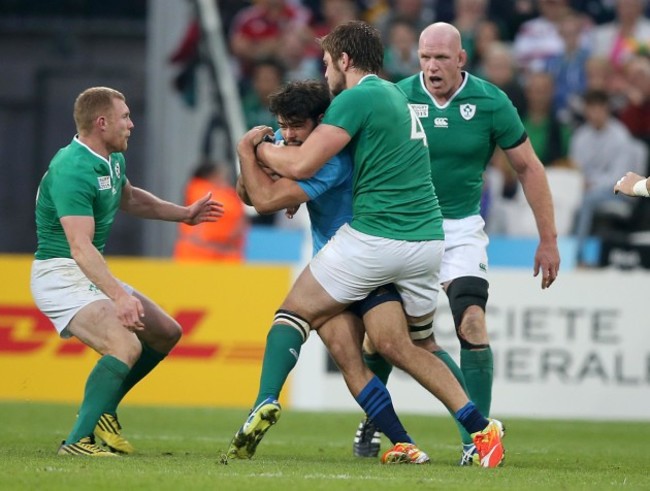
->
328, 339, 361, 374
373, 340, 400, 366
152, 317, 182, 353
447, 277, 489, 349
458, 306, 487, 342
165, 319, 183, 346
372, 334, 412, 368
274, 309, 312, 343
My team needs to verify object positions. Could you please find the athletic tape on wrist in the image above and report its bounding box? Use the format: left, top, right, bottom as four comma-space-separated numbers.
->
633, 179, 650, 197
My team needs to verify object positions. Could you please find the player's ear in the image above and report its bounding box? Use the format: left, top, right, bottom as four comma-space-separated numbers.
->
317, 114, 324, 124
340, 52, 351, 71
458, 49, 467, 69
96, 115, 107, 131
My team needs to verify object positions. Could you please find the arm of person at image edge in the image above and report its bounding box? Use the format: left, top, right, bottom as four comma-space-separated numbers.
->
236, 133, 311, 213
504, 137, 560, 289
252, 122, 349, 180
614, 172, 650, 198
60, 181, 224, 330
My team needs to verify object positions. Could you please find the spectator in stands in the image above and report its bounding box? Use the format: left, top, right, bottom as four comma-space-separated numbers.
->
590, 0, 650, 71
585, 55, 613, 93
229, 0, 312, 79
373, 0, 435, 43
617, 55, 650, 142
281, 25, 323, 81
571, 0, 617, 25
451, 0, 490, 66
487, 0, 537, 40
382, 17, 420, 81
544, 11, 591, 126
479, 41, 527, 114
570, 89, 639, 263
561, 55, 616, 124
468, 19, 503, 74
513, 0, 591, 74
241, 57, 286, 129
521, 71, 572, 166
311, 0, 360, 39
175, 160, 248, 262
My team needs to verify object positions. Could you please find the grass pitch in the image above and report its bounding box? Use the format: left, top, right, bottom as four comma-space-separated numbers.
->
1, 401, 648, 491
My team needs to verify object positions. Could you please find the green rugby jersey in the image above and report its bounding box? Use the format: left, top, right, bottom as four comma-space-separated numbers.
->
398, 72, 526, 219
322, 75, 443, 241
35, 137, 127, 259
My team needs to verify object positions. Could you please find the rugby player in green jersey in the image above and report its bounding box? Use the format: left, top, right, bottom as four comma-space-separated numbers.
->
354, 22, 560, 465
243, 20, 506, 468
31, 87, 224, 456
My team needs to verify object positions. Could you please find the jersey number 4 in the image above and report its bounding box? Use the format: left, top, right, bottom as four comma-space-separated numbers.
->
408, 105, 428, 147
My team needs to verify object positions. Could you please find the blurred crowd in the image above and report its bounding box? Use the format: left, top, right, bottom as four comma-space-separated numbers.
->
172, 0, 650, 263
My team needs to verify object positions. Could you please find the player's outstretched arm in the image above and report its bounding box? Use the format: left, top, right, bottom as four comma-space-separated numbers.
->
120, 180, 224, 224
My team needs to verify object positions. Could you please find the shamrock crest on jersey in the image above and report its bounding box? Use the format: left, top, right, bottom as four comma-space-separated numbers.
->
460, 104, 476, 121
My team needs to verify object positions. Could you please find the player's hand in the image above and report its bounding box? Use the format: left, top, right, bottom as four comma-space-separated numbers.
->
240, 126, 274, 148
114, 293, 145, 331
285, 204, 300, 219
533, 239, 560, 289
183, 192, 225, 225
614, 172, 645, 196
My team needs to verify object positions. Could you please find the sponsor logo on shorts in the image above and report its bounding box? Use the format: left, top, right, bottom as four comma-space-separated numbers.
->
480, 262, 487, 272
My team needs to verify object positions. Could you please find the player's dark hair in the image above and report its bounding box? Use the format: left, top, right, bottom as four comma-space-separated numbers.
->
320, 20, 384, 74
268, 80, 332, 126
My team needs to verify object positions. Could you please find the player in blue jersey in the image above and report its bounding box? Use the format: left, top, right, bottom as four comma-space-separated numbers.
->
229, 80, 429, 464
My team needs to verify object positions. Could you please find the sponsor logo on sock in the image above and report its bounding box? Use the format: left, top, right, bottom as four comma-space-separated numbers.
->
289, 348, 299, 361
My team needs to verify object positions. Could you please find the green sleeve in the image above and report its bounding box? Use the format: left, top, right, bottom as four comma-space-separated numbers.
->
492, 89, 526, 149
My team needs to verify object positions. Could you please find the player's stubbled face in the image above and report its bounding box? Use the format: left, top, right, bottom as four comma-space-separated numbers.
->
278, 117, 317, 146
323, 51, 346, 96
104, 98, 133, 153
418, 42, 462, 99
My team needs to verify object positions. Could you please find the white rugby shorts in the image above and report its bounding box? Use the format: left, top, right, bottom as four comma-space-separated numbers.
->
30, 258, 133, 338
440, 215, 489, 284
309, 223, 443, 318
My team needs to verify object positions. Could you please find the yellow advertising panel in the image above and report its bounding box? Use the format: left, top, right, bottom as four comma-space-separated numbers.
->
0, 255, 291, 408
